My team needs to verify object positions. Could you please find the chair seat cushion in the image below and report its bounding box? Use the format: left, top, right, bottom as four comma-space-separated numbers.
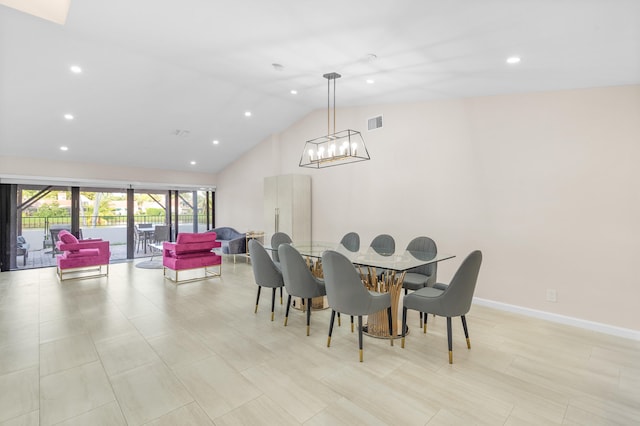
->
172, 251, 218, 260
64, 249, 100, 258
411, 286, 444, 298
163, 253, 221, 270
403, 286, 445, 314
403, 272, 430, 290
166, 249, 216, 258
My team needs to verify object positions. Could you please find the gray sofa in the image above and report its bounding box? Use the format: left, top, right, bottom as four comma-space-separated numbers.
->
208, 227, 246, 255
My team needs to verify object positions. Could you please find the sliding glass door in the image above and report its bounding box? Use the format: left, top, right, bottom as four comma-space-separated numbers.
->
1, 183, 215, 271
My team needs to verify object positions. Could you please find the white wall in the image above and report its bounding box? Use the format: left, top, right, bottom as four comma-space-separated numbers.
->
216, 84, 640, 331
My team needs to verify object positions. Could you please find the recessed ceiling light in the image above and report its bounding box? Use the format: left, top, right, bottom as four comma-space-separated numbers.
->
366, 79, 375, 84
70, 65, 82, 74
244, 111, 252, 117
64, 114, 74, 120
290, 90, 298, 95
212, 140, 219, 145
60, 146, 68, 151
363, 53, 378, 62
190, 161, 196, 165
506, 56, 521, 64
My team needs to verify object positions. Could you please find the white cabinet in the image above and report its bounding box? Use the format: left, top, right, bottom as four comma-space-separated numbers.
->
264, 174, 311, 243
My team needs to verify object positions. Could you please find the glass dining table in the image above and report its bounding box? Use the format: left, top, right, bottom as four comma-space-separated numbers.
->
269, 241, 455, 338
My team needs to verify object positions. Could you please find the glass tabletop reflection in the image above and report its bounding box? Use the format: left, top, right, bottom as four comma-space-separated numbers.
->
267, 241, 454, 272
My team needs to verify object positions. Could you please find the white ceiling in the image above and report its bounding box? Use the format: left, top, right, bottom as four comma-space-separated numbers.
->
1, 0, 639, 174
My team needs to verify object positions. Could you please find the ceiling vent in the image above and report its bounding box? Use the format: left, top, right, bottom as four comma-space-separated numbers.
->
367, 115, 383, 131
172, 129, 191, 137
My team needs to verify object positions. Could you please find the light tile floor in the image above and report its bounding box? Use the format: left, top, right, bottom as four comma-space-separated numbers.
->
0, 259, 639, 425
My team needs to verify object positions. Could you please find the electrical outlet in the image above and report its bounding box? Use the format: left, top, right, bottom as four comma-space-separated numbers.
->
546, 289, 557, 302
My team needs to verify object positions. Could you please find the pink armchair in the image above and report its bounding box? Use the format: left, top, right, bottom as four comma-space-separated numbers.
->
162, 232, 222, 283
56, 230, 110, 280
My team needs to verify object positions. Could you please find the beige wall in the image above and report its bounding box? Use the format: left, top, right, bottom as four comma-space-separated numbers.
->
216, 85, 640, 331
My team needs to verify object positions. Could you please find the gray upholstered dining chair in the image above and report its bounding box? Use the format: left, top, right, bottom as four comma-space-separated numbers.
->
403, 236, 437, 292
401, 250, 482, 364
278, 244, 326, 336
403, 236, 438, 327
369, 234, 395, 255
339, 232, 360, 252
270, 232, 292, 264
249, 239, 284, 321
322, 250, 394, 362
367, 234, 395, 279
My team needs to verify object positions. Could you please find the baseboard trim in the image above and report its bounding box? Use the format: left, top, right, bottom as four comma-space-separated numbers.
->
473, 297, 640, 341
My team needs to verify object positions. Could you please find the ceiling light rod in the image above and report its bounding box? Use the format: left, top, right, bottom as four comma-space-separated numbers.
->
299, 72, 371, 169
324, 72, 340, 135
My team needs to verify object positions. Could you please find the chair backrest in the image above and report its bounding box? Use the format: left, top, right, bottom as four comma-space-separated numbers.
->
58, 230, 79, 245
322, 250, 378, 316
270, 232, 292, 263
211, 227, 241, 240
406, 236, 438, 282
139, 223, 152, 229
339, 232, 360, 252
175, 232, 216, 244
278, 243, 321, 298
439, 250, 483, 316
369, 234, 395, 256
153, 225, 170, 243
50, 225, 72, 250
249, 239, 283, 289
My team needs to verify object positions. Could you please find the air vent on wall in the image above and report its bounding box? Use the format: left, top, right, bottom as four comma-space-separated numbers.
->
367, 115, 383, 131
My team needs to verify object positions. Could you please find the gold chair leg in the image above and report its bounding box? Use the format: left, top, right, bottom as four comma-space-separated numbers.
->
327, 336, 331, 347
306, 325, 310, 336
401, 337, 405, 348
449, 351, 453, 364
466, 337, 471, 349
254, 305, 258, 314
359, 349, 363, 362
284, 317, 288, 326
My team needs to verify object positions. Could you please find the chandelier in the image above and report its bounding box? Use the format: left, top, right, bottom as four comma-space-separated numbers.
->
299, 72, 370, 169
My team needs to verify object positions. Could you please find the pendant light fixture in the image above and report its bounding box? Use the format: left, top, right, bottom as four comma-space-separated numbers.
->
299, 72, 370, 168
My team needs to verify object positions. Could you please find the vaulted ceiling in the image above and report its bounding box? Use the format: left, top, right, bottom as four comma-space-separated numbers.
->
1, 0, 638, 173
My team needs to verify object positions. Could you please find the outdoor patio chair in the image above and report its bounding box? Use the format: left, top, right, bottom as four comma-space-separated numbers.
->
17, 236, 30, 266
